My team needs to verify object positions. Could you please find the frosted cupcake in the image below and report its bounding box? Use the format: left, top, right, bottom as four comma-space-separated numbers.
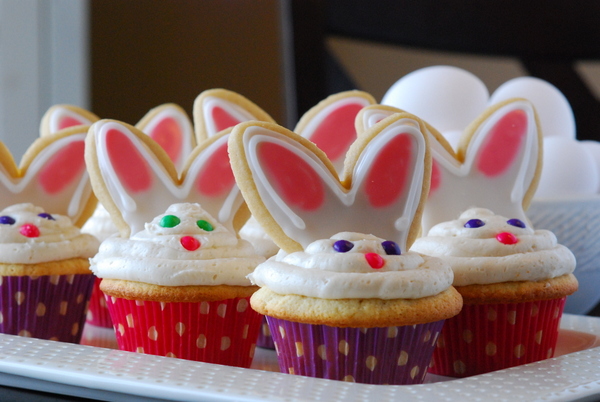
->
91, 203, 265, 367
411, 208, 578, 377
229, 114, 463, 384
0, 203, 99, 343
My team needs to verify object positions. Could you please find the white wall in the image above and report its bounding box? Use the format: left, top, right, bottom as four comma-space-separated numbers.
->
0, 0, 88, 160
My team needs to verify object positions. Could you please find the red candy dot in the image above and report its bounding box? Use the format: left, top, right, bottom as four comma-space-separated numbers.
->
365, 253, 384, 269
20, 224, 40, 238
496, 232, 518, 245
180, 236, 200, 251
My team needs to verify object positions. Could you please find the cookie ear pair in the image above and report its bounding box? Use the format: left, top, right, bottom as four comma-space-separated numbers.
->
358, 98, 542, 234
229, 113, 430, 253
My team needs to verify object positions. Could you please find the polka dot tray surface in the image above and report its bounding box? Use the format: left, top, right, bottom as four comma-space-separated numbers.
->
1, 314, 600, 401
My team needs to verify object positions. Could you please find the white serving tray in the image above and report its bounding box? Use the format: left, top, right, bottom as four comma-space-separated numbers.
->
1, 313, 600, 401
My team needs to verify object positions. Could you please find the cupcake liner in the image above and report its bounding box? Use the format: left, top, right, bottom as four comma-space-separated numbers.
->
105, 295, 262, 368
266, 316, 445, 385
429, 297, 566, 377
85, 276, 113, 328
256, 316, 275, 349
0, 274, 94, 344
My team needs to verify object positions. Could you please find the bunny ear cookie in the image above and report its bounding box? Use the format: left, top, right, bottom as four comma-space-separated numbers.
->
135, 103, 196, 171
193, 88, 275, 142
0, 127, 96, 227
294, 90, 376, 173
39, 105, 100, 137
86, 120, 247, 238
229, 113, 431, 253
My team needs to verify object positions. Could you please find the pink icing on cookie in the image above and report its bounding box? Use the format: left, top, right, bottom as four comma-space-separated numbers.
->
365, 133, 413, 208
146, 117, 183, 164
58, 116, 87, 130
476, 109, 528, 177
212, 107, 243, 133
105, 128, 153, 193
257, 142, 325, 211
195, 142, 235, 197
38, 141, 86, 194
430, 160, 442, 194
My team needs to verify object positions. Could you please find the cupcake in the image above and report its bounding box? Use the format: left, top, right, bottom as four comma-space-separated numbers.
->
229, 115, 463, 384
411, 207, 578, 377
0, 203, 99, 343
90, 203, 264, 366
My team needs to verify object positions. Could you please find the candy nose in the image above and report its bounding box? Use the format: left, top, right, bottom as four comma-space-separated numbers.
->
496, 232, 518, 245
365, 253, 384, 269
180, 236, 200, 251
20, 224, 40, 238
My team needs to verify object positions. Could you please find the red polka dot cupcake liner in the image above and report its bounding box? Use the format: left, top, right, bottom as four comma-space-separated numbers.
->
0, 274, 94, 343
429, 297, 566, 377
256, 316, 275, 349
105, 295, 262, 368
85, 276, 113, 328
266, 316, 445, 385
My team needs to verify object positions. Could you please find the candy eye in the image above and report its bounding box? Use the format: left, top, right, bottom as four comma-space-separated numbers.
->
507, 218, 526, 228
37, 213, 55, 220
196, 220, 214, 232
333, 240, 354, 253
382, 240, 401, 255
464, 219, 485, 228
0, 216, 15, 225
160, 215, 180, 228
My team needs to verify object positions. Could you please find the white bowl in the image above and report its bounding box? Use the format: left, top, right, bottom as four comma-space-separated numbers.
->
528, 194, 600, 314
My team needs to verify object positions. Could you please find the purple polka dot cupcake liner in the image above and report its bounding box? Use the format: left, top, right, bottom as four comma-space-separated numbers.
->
256, 316, 275, 349
429, 297, 566, 377
0, 274, 95, 344
266, 316, 445, 385
105, 295, 263, 368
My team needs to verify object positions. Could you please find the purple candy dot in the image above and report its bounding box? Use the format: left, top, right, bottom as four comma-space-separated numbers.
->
0, 216, 15, 225
464, 219, 485, 228
333, 240, 354, 253
37, 213, 55, 221
382, 240, 401, 255
507, 218, 525, 228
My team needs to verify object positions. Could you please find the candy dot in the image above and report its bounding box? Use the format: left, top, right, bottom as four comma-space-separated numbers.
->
365, 253, 384, 269
382, 240, 401, 255
196, 219, 214, 231
180, 236, 200, 251
0, 216, 15, 225
20, 224, 40, 238
160, 215, 180, 228
496, 232, 518, 245
464, 219, 485, 228
37, 213, 55, 220
333, 240, 353, 253
507, 218, 526, 228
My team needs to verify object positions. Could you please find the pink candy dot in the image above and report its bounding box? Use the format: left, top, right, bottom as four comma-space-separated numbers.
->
180, 236, 200, 251
365, 253, 384, 269
20, 224, 40, 238
496, 232, 518, 245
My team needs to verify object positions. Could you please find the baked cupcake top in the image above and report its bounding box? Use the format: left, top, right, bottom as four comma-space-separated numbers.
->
0, 203, 99, 264
410, 207, 576, 286
91, 203, 265, 287
249, 231, 453, 300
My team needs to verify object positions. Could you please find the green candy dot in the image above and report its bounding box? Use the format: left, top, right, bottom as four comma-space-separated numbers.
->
160, 215, 180, 228
197, 219, 214, 231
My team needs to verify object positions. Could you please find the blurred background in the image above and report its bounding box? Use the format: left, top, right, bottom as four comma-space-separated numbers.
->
1, 0, 600, 159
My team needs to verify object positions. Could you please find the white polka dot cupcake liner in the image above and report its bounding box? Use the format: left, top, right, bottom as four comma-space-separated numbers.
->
265, 316, 445, 385
85, 276, 113, 328
0, 274, 94, 343
256, 316, 275, 349
429, 297, 566, 377
104, 295, 262, 368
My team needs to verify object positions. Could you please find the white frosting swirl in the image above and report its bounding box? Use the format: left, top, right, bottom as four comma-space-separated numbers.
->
81, 204, 118, 242
410, 208, 576, 286
0, 203, 99, 264
248, 232, 454, 299
239, 216, 280, 258
91, 203, 265, 286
